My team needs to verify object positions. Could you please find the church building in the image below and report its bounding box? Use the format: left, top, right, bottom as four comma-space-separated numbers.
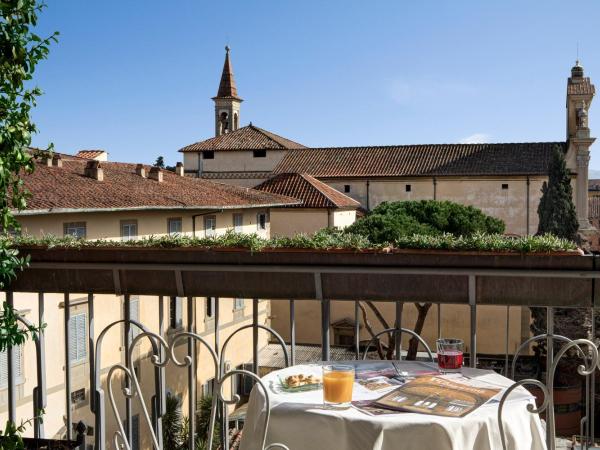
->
180, 47, 596, 237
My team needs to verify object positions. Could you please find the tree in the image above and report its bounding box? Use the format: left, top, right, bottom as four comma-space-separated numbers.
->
0, 0, 57, 444
536, 145, 579, 240
347, 200, 505, 360
532, 145, 586, 383
155, 156, 165, 168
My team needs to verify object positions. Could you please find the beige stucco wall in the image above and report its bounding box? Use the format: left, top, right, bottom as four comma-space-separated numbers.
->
17, 208, 271, 240
185, 150, 287, 175
270, 209, 329, 237
323, 176, 552, 236
270, 300, 528, 357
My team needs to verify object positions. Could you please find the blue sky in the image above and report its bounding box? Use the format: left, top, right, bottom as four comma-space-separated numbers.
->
31, 1, 600, 169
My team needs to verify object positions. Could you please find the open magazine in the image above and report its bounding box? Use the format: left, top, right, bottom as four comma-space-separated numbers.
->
372, 375, 501, 417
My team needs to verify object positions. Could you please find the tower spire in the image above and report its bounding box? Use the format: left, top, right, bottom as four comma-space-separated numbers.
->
215, 45, 241, 100
212, 46, 243, 136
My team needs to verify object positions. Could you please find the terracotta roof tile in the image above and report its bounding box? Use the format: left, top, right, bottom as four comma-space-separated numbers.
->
274, 142, 566, 178
179, 125, 305, 152
255, 173, 360, 209
76, 150, 106, 159
19, 158, 299, 214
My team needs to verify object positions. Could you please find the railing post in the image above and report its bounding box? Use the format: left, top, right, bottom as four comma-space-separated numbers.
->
546, 306, 554, 448
34, 292, 46, 439
64, 293, 72, 440
156, 296, 166, 446
437, 303, 441, 339
314, 273, 330, 361
5, 292, 16, 425
88, 294, 95, 415
187, 296, 196, 450
253, 298, 259, 375
394, 301, 403, 360
289, 300, 296, 366
123, 294, 132, 444
354, 301, 360, 360
504, 306, 510, 377
468, 276, 477, 368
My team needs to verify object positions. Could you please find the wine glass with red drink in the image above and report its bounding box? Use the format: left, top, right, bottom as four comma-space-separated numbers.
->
436, 338, 464, 373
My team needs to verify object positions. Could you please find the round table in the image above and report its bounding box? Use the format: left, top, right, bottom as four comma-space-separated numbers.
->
239, 362, 547, 450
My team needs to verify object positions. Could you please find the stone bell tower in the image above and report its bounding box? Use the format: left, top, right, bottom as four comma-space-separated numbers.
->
566, 60, 596, 230
213, 46, 242, 136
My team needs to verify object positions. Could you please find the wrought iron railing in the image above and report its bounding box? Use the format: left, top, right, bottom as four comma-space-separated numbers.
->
3, 250, 600, 449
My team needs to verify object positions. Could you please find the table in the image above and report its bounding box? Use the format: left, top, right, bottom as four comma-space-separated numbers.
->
239, 362, 547, 450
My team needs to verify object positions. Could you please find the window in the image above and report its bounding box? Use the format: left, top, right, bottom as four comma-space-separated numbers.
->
71, 388, 86, 405
233, 213, 244, 233
256, 213, 267, 232
202, 150, 214, 160
121, 220, 138, 241
169, 297, 183, 329
122, 415, 140, 450
204, 215, 216, 237
233, 113, 239, 130
253, 149, 266, 158
405, 184, 412, 192
69, 313, 87, 365
206, 297, 216, 319
202, 378, 214, 398
344, 185, 351, 193
0, 346, 23, 389
64, 222, 86, 239
502, 183, 509, 190
234, 298, 245, 311
128, 297, 140, 342
168, 218, 183, 236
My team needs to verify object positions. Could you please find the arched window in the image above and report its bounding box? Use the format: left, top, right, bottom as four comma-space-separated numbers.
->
233, 112, 239, 130
219, 111, 229, 134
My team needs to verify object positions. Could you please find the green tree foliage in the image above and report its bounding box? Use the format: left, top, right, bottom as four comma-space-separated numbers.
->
536, 145, 579, 240
347, 200, 505, 243
162, 393, 220, 450
155, 156, 165, 168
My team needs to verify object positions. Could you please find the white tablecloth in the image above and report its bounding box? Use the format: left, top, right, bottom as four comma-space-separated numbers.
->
239, 363, 547, 450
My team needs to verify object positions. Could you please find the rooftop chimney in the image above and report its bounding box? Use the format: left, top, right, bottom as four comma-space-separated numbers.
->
84, 160, 103, 181
52, 154, 62, 168
148, 166, 163, 182
135, 163, 146, 178
175, 162, 184, 176
40, 153, 53, 167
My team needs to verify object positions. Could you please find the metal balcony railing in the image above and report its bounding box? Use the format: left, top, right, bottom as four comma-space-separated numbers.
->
3, 247, 600, 449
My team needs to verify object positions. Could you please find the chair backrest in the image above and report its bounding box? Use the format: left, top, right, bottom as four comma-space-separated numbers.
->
217, 370, 290, 450
361, 327, 434, 362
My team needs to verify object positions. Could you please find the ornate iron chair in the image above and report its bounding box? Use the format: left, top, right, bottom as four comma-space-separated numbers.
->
361, 327, 434, 362
498, 338, 598, 450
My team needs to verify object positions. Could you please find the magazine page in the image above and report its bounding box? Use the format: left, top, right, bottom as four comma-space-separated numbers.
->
373, 375, 501, 417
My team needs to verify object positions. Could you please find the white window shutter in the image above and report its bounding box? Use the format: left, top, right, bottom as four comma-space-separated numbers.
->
129, 298, 140, 341
175, 297, 183, 327
0, 350, 7, 388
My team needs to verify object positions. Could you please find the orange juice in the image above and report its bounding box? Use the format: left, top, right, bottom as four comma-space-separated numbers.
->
323, 365, 354, 405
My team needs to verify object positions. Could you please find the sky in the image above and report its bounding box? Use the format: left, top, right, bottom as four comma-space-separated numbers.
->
30, 1, 600, 169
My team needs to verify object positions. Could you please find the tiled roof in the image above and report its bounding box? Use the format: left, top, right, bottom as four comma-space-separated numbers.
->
589, 179, 600, 191
18, 158, 299, 214
76, 150, 106, 159
254, 173, 360, 209
274, 142, 566, 178
568, 78, 595, 96
590, 197, 600, 219
215, 46, 241, 100
179, 124, 305, 152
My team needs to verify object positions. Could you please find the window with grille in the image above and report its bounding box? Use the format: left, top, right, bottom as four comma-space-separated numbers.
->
234, 298, 245, 311
168, 218, 182, 236
202, 378, 214, 398
63, 222, 86, 239
169, 297, 183, 329
233, 213, 243, 233
204, 215, 216, 237
206, 297, 216, 319
0, 346, 23, 389
69, 313, 87, 365
128, 297, 140, 342
256, 213, 267, 231
121, 220, 138, 241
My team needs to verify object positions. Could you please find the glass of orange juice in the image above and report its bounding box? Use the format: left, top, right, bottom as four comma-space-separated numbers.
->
323, 365, 354, 408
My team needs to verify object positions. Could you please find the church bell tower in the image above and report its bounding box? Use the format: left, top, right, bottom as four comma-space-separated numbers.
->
213, 46, 242, 136
566, 60, 596, 230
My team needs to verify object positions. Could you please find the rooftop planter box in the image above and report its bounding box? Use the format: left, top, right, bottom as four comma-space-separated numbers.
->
8, 244, 598, 307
